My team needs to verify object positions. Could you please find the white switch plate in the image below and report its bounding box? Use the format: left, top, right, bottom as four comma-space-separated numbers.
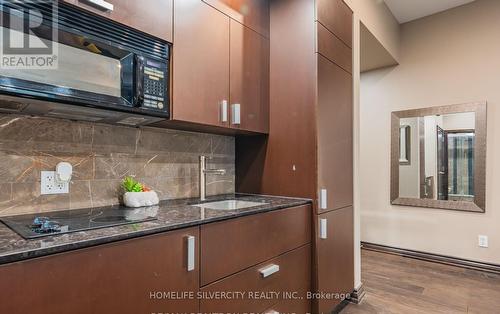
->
478, 235, 489, 248
41, 171, 69, 195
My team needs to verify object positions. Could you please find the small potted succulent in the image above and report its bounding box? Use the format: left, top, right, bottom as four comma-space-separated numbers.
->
122, 176, 159, 208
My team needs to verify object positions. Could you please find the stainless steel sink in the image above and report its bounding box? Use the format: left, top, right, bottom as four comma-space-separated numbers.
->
192, 200, 267, 211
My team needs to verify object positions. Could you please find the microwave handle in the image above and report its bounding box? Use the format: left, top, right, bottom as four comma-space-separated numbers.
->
134, 55, 145, 107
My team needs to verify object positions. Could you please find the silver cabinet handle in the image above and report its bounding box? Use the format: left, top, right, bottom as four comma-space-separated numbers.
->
187, 236, 195, 271
231, 103, 241, 125
264, 310, 279, 314
320, 189, 328, 210
220, 100, 228, 123
81, 0, 114, 11
259, 264, 279, 278
319, 218, 327, 239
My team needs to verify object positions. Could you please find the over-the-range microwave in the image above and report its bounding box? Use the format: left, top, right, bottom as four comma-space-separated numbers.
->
0, 1, 170, 126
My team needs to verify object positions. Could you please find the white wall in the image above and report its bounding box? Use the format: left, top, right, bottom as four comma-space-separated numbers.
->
346, 0, 400, 61
347, 0, 402, 290
360, 0, 500, 264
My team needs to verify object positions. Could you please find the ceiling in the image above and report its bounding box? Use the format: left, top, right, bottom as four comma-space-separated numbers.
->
384, 0, 475, 23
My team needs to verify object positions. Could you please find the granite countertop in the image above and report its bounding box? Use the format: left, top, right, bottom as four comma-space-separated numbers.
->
0, 194, 311, 265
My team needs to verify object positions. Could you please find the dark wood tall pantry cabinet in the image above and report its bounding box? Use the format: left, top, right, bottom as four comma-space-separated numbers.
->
236, 0, 354, 312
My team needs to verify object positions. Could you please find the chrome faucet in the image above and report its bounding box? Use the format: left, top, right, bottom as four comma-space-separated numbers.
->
199, 155, 226, 201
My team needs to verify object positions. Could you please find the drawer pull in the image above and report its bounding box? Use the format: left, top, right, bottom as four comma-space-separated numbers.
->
81, 0, 114, 11
259, 264, 280, 278
187, 236, 195, 271
264, 310, 279, 314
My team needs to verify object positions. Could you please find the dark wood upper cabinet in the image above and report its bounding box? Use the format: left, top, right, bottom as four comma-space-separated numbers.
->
172, 0, 269, 133
317, 55, 353, 213
0, 227, 200, 314
62, 0, 173, 42
172, 0, 230, 127
315, 206, 354, 313
230, 20, 269, 133
203, 0, 270, 37
316, 0, 353, 48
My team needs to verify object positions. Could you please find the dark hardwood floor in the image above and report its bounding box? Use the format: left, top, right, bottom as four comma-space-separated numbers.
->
343, 249, 500, 313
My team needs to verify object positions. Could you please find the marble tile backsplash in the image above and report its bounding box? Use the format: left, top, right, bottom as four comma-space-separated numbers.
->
0, 114, 235, 216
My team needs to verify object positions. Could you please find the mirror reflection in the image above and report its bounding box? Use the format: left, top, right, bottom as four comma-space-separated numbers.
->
399, 112, 476, 202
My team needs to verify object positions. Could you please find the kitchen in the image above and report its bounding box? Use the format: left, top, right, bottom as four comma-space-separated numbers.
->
2, 0, 500, 313
0, 0, 354, 314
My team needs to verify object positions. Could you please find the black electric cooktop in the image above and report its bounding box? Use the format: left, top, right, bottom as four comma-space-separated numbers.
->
0, 205, 158, 239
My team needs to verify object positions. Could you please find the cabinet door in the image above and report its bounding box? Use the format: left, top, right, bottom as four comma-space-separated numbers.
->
62, 0, 173, 42
0, 227, 200, 314
230, 20, 269, 133
315, 206, 354, 313
317, 55, 353, 213
203, 0, 270, 37
316, 0, 353, 47
316, 21, 352, 73
173, 0, 230, 127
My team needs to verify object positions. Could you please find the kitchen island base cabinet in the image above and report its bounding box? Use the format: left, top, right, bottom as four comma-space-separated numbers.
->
0, 227, 199, 314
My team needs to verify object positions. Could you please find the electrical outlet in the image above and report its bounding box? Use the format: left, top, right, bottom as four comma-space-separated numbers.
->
41, 171, 69, 195
478, 235, 489, 248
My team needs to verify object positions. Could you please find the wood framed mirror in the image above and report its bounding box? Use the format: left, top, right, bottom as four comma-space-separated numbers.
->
391, 102, 487, 212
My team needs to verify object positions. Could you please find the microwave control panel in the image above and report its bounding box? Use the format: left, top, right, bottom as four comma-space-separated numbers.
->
142, 58, 167, 111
